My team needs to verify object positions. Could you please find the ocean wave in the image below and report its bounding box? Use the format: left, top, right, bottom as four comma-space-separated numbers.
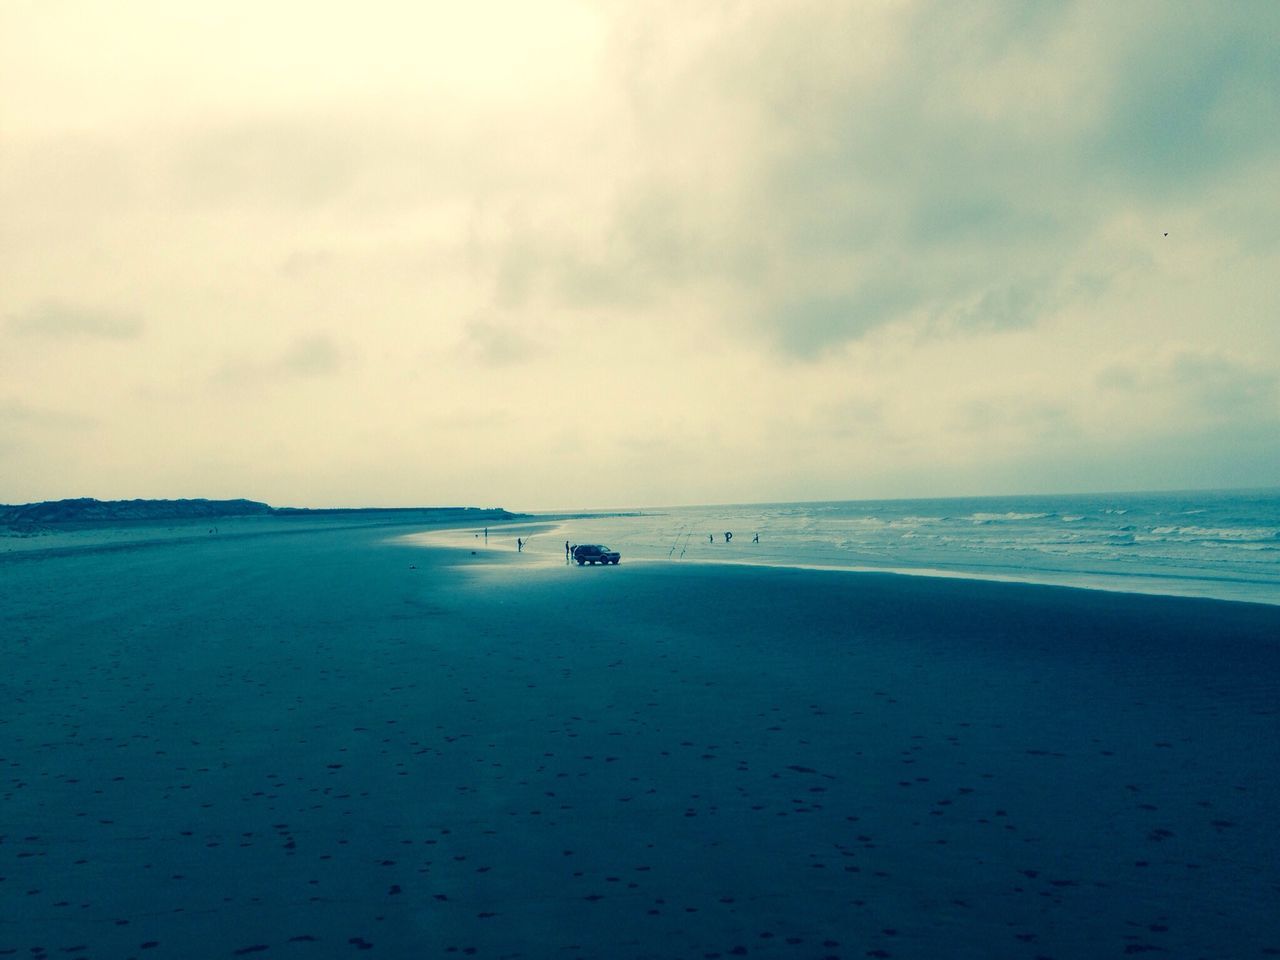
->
613, 492, 1280, 604
968, 512, 1050, 523
1148, 525, 1279, 542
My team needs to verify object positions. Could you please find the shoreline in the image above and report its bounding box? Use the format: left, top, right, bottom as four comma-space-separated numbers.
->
498, 490, 1280, 608
405, 522, 1280, 609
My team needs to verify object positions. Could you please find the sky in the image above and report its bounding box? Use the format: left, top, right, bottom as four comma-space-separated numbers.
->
2, 1, 1278, 510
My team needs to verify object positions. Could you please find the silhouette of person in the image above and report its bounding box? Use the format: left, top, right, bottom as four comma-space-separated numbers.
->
565, 540, 571, 562
517, 537, 523, 552
753, 533, 759, 543
709, 533, 714, 544
724, 531, 732, 543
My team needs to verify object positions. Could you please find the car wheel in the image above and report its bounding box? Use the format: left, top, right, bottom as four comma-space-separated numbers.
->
577, 559, 584, 565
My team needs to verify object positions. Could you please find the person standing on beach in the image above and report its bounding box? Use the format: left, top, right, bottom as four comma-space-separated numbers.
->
517, 537, 523, 552
565, 540, 571, 562
709, 533, 714, 544
725, 531, 733, 543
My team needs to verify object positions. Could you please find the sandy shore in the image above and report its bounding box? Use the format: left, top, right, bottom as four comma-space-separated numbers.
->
3, 522, 1278, 959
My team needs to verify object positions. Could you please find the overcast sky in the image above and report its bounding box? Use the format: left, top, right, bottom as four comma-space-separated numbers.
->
3, 1, 1278, 510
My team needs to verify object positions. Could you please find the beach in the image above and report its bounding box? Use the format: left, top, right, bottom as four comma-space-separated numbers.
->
4, 519, 1279, 959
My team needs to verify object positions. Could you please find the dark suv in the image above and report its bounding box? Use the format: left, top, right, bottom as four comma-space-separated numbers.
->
573, 544, 621, 565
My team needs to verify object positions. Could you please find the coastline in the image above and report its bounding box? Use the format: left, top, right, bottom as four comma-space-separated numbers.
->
5, 523, 1278, 957
408, 513, 1280, 608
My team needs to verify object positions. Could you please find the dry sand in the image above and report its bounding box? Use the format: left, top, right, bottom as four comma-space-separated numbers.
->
3, 521, 1278, 959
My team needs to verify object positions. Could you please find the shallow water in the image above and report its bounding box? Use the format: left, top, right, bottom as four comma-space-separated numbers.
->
439, 489, 1280, 605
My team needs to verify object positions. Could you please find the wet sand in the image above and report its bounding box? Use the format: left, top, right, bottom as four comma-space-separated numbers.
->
3, 522, 1279, 959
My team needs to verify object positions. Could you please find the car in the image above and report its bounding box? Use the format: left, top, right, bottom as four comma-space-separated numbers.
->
573, 544, 621, 565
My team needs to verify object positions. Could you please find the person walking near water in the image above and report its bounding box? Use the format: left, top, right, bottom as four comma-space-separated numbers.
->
725, 531, 733, 543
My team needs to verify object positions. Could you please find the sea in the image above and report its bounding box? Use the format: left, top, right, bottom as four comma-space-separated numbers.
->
473, 488, 1280, 606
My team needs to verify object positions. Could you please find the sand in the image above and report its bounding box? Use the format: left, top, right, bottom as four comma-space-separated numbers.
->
3, 520, 1278, 959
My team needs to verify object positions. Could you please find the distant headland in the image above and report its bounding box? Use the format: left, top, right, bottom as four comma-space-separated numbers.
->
1, 497, 520, 535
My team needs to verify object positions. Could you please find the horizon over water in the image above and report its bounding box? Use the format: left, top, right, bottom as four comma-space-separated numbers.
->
458, 487, 1280, 606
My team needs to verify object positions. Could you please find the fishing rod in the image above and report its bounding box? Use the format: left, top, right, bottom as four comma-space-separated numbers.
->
669, 523, 687, 558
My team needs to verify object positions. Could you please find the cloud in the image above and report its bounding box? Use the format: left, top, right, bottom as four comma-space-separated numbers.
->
0, 399, 96, 468
460, 316, 540, 366
1, 1, 1276, 505
213, 334, 346, 386
0, 398, 97, 430
952, 396, 1077, 444
766, 291, 910, 358
278, 335, 342, 377
1090, 6, 1280, 193
495, 1, 1280, 358
1096, 347, 1280, 429
173, 120, 360, 211
7, 301, 144, 339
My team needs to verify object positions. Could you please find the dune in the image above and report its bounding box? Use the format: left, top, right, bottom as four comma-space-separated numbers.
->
3, 520, 1278, 958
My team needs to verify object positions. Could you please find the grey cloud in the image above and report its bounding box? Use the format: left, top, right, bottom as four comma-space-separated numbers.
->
493, 238, 541, 310
213, 334, 345, 386
1098, 349, 1280, 423
946, 281, 1045, 332
1094, 364, 1138, 391
460, 317, 540, 366
1169, 352, 1280, 418
8, 301, 144, 340
278, 336, 342, 377
815, 397, 887, 440
766, 288, 912, 359
484, 177, 740, 319
174, 121, 360, 210
1090, 6, 1280, 193
545, 178, 744, 312
953, 398, 1076, 439
944, 272, 1109, 334
2, 133, 137, 214
473, 4, 1107, 353
468, 1, 1280, 365
592, 1, 1278, 355
0, 399, 97, 433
